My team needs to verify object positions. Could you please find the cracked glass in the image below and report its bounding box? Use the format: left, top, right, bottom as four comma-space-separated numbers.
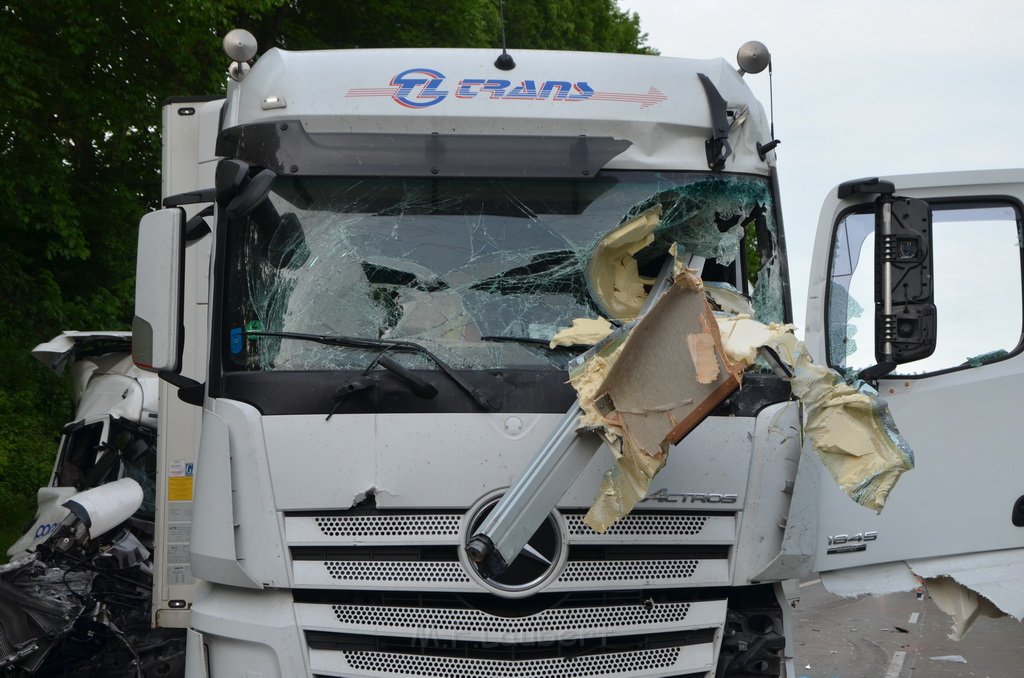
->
223, 172, 782, 371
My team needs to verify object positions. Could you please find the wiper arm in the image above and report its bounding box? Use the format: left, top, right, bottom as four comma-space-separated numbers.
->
481, 335, 589, 352
244, 330, 496, 411
374, 355, 438, 399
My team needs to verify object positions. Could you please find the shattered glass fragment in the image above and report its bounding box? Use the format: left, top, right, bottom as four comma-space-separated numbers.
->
827, 281, 864, 367
965, 349, 1009, 367
705, 281, 755, 316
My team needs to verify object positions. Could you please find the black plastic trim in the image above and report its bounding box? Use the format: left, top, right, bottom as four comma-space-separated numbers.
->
836, 177, 895, 200
711, 373, 792, 418
216, 123, 632, 179
218, 368, 577, 415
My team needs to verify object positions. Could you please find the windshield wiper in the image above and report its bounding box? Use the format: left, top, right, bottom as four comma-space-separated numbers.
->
481, 335, 589, 352
244, 330, 496, 411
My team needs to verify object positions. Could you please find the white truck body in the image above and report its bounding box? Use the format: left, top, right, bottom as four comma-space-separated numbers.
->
131, 40, 1024, 678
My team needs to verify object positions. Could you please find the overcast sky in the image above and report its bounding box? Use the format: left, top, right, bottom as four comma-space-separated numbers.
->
619, 0, 1024, 334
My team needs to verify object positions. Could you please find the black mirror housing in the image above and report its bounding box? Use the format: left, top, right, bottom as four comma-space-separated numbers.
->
874, 195, 937, 364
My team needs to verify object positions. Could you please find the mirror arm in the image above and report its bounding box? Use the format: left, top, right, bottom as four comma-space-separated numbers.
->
877, 195, 895, 364
158, 371, 205, 407
163, 188, 215, 208
857, 361, 897, 382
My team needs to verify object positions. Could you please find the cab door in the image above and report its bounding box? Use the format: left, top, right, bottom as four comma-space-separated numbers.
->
780, 169, 1024, 607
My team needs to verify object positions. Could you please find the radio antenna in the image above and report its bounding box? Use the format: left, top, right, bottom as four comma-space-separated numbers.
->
494, 0, 516, 70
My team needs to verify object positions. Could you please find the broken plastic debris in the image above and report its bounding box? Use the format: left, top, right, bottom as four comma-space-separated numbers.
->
572, 270, 743, 532
929, 655, 968, 663
927, 576, 1005, 641
909, 549, 1024, 639
819, 549, 1024, 640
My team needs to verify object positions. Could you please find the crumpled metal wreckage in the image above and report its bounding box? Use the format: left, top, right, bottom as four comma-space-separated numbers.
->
1, 475, 183, 675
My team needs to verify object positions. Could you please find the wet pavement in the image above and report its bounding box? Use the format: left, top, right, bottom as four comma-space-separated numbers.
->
792, 579, 1021, 678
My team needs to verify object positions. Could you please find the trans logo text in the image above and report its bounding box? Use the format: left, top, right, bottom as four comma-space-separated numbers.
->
345, 68, 668, 110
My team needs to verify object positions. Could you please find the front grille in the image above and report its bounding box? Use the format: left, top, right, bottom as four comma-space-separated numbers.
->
306, 628, 714, 657
329, 600, 697, 635
296, 593, 727, 642
288, 509, 735, 677
564, 513, 710, 538
286, 509, 736, 546
314, 514, 462, 538
308, 645, 713, 678
287, 511, 734, 592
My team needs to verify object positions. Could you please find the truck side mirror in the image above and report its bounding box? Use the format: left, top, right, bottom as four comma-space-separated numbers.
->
133, 209, 185, 373
873, 195, 936, 367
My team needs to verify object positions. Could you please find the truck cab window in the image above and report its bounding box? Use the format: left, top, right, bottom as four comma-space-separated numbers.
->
222, 172, 783, 374
52, 420, 105, 488
828, 202, 1024, 374
51, 417, 157, 516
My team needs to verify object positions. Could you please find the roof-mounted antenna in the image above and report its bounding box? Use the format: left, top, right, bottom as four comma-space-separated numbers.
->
736, 41, 780, 160
494, 0, 516, 71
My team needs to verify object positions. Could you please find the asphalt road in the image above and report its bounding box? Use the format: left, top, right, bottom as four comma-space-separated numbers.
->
791, 579, 1021, 678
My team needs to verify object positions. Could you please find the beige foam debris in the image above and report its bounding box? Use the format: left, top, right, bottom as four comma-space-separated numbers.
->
585, 205, 661, 321
549, 317, 614, 349
575, 271, 743, 532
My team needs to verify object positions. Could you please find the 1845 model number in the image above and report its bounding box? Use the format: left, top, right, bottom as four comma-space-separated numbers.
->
826, 531, 877, 554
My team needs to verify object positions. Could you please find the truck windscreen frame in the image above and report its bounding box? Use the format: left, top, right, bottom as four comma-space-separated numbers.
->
211, 171, 784, 414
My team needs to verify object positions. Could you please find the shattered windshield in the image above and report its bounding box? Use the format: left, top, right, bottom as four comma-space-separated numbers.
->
223, 172, 783, 371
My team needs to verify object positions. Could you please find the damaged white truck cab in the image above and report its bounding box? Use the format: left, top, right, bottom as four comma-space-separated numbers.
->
8, 332, 158, 562
130, 31, 1023, 678
136, 35, 802, 678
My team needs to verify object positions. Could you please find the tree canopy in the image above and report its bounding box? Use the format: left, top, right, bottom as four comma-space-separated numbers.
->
0, 1, 651, 549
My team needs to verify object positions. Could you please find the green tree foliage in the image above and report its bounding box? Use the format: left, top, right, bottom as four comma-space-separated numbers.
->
0, 1, 649, 550
247, 0, 652, 54
0, 0, 283, 549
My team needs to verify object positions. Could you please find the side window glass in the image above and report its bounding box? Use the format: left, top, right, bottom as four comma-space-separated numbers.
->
53, 421, 105, 488
828, 202, 1023, 374
110, 419, 158, 517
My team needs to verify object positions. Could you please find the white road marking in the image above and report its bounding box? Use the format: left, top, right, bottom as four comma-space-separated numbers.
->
885, 650, 907, 678
909, 612, 920, 624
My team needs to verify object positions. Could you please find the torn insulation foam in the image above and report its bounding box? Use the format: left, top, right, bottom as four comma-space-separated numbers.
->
717, 315, 914, 512
549, 317, 614, 349
556, 271, 913, 530
584, 205, 662, 322
567, 270, 744, 532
